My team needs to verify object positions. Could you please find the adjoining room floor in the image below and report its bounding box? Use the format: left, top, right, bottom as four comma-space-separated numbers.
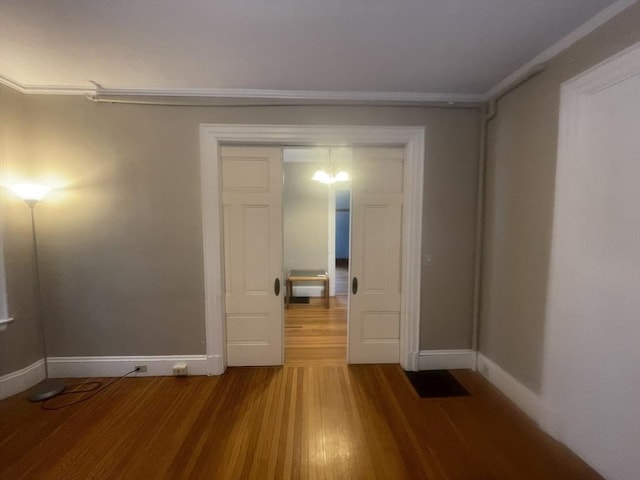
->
284, 262, 349, 366
0, 366, 601, 479
285, 295, 347, 365
334, 261, 348, 295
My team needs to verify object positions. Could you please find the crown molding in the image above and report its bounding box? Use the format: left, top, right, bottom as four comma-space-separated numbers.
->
0, 73, 483, 104
88, 87, 485, 105
0, 74, 95, 95
0, 74, 25, 92
483, 0, 638, 100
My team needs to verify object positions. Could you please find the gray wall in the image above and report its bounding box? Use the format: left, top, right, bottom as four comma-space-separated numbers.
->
0, 86, 42, 375
283, 162, 329, 274
421, 112, 480, 349
480, 2, 640, 393
19, 98, 480, 358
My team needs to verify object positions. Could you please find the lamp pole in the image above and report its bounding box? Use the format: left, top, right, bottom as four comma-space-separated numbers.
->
27, 200, 66, 401
10, 184, 66, 402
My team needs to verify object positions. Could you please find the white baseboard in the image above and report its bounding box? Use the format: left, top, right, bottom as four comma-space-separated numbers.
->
0, 359, 45, 400
0, 355, 221, 398
209, 354, 225, 375
538, 401, 562, 441
47, 354, 214, 378
477, 353, 540, 423
418, 349, 474, 370
405, 350, 420, 371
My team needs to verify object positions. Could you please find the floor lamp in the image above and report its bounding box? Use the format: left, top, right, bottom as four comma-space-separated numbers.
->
10, 183, 66, 402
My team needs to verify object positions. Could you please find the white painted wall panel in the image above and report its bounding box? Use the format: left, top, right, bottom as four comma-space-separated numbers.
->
544, 45, 640, 480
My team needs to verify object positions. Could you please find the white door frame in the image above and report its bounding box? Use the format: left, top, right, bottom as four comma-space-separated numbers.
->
200, 124, 425, 374
540, 40, 640, 478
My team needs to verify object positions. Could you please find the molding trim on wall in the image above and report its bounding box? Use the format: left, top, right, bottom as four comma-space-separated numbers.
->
208, 354, 224, 376
47, 355, 212, 378
0, 73, 483, 104
201, 124, 425, 373
477, 353, 541, 423
0, 74, 94, 95
0, 355, 217, 399
483, 0, 638, 99
418, 349, 474, 370
0, 359, 45, 401
88, 87, 485, 104
538, 401, 562, 442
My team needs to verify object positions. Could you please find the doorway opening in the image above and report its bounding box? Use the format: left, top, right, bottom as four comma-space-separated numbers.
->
200, 124, 424, 374
282, 147, 350, 365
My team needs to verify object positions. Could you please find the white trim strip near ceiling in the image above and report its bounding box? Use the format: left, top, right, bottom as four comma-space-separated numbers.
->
0, 74, 94, 96
0, 74, 483, 104
0, 0, 636, 103
87, 87, 485, 104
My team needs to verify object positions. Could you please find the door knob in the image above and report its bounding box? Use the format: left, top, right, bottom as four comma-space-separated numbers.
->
352, 277, 358, 295
274, 278, 281, 296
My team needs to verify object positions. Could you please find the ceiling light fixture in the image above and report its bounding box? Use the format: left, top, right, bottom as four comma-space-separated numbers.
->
311, 150, 350, 185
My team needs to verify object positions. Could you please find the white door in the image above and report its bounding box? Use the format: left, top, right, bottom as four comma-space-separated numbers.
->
349, 147, 403, 363
221, 146, 283, 366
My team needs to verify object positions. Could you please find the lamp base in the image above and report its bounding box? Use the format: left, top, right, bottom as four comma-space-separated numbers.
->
28, 378, 66, 402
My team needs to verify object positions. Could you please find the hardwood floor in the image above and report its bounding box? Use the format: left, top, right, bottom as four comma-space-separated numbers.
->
0, 296, 600, 479
285, 295, 347, 365
0, 366, 601, 479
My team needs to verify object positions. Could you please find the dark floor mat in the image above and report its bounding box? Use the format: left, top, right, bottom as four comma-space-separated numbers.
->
404, 370, 470, 398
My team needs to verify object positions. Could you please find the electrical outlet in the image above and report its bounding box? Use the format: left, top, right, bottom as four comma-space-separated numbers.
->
135, 365, 147, 373
173, 363, 188, 376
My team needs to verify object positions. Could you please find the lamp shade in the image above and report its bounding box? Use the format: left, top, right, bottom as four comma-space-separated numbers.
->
9, 183, 52, 202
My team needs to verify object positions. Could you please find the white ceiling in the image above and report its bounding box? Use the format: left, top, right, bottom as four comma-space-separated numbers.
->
0, 0, 625, 99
